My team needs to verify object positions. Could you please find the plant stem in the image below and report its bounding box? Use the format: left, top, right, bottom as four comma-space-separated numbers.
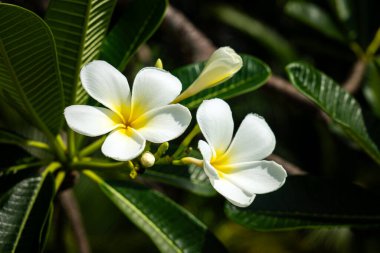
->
50, 134, 67, 164
82, 170, 103, 184
173, 157, 203, 167
25, 140, 52, 152
366, 27, 380, 57
68, 129, 76, 159
58, 189, 91, 253
78, 136, 106, 157
71, 159, 127, 171
173, 124, 200, 158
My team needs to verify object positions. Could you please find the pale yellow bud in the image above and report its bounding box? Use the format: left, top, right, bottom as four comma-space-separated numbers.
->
140, 151, 155, 168
173, 47, 243, 103
155, 58, 163, 69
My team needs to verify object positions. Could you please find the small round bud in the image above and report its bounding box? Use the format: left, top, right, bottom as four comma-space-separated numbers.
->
140, 151, 155, 168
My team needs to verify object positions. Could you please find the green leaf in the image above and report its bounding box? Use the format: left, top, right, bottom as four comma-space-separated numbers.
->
0, 129, 27, 146
100, 0, 167, 71
285, 1, 346, 42
225, 176, 380, 231
0, 172, 55, 252
329, 0, 357, 40
286, 62, 380, 165
0, 128, 52, 160
143, 164, 216, 196
45, 0, 117, 105
0, 4, 64, 135
364, 60, 380, 118
174, 54, 270, 109
212, 4, 297, 64
89, 173, 227, 253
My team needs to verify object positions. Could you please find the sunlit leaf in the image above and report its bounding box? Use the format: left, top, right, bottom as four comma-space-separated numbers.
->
89, 174, 228, 253
0, 172, 55, 252
174, 54, 270, 109
100, 0, 167, 71
285, 1, 346, 42
286, 62, 380, 165
226, 176, 380, 230
45, 0, 117, 105
0, 4, 64, 135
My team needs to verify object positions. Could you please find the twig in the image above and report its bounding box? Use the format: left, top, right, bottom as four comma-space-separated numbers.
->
266, 75, 315, 106
163, 5, 215, 62
58, 189, 91, 253
267, 154, 307, 175
342, 59, 367, 94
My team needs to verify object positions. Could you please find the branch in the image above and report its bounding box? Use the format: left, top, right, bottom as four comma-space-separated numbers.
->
267, 154, 307, 175
342, 59, 367, 94
163, 5, 215, 62
266, 75, 315, 106
58, 189, 91, 253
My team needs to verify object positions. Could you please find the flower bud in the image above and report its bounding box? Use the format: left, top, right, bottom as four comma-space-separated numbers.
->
173, 47, 243, 103
155, 58, 163, 69
140, 151, 155, 168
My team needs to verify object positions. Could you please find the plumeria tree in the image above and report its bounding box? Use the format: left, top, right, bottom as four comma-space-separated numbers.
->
1, 0, 380, 252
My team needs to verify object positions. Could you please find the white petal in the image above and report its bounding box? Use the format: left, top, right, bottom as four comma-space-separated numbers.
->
196, 99, 233, 156
131, 104, 191, 143
198, 140, 218, 178
64, 105, 122, 137
222, 113, 275, 163
222, 161, 287, 194
130, 67, 182, 120
211, 177, 255, 207
80, 60, 131, 118
198, 140, 212, 162
101, 128, 145, 161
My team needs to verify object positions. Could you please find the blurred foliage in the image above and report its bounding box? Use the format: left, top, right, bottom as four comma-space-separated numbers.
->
1, 0, 380, 252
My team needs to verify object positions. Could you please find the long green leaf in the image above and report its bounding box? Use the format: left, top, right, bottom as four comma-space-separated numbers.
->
0, 4, 64, 135
45, 0, 117, 105
143, 164, 216, 196
0, 172, 55, 252
286, 62, 380, 165
285, 1, 346, 42
225, 176, 380, 231
87, 173, 227, 253
174, 54, 270, 109
100, 0, 167, 71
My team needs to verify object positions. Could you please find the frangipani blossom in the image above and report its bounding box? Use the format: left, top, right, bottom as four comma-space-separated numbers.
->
197, 99, 287, 207
64, 61, 191, 161
173, 47, 243, 103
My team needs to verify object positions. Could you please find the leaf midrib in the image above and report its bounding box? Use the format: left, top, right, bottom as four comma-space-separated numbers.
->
11, 176, 46, 253
117, 0, 167, 71
287, 64, 380, 164
0, 38, 50, 138
103, 184, 182, 253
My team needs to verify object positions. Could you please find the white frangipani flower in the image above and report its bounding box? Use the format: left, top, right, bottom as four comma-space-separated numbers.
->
64, 60, 191, 161
173, 47, 243, 103
197, 99, 287, 207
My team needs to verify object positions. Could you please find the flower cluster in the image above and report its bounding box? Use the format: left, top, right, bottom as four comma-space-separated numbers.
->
64, 47, 287, 207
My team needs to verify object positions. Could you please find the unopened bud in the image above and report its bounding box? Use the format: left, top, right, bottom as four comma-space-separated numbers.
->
155, 58, 163, 69
140, 151, 155, 168
173, 47, 243, 103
